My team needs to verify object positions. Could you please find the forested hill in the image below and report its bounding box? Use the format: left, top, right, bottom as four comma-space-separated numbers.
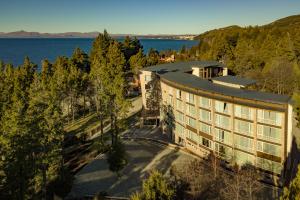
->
189, 14, 300, 96
195, 14, 300, 41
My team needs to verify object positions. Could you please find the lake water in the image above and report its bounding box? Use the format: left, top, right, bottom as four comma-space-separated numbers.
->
0, 38, 198, 66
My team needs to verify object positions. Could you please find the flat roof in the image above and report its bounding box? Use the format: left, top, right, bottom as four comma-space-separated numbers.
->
212, 75, 257, 86
160, 72, 290, 104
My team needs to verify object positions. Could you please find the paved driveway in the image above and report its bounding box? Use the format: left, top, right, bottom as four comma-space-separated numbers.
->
67, 139, 196, 198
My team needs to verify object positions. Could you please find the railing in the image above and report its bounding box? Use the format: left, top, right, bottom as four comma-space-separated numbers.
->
257, 117, 280, 126
215, 137, 232, 146
234, 128, 253, 137
235, 113, 252, 120
257, 134, 281, 144
234, 144, 254, 153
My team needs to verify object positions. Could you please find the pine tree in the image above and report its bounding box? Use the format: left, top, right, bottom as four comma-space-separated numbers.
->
90, 31, 112, 140
129, 48, 147, 80
105, 40, 130, 145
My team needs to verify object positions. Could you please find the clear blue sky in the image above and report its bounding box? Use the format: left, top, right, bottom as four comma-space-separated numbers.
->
0, 0, 299, 34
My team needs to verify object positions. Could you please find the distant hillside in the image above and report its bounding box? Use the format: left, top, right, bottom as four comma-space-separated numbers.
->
265, 14, 300, 28
187, 14, 300, 97
195, 15, 300, 41
0, 31, 196, 39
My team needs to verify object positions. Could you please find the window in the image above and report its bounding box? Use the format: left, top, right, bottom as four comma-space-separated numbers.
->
256, 157, 282, 174
187, 130, 198, 143
234, 119, 253, 136
175, 123, 185, 138
168, 95, 173, 106
176, 90, 182, 99
215, 143, 232, 160
186, 104, 196, 117
257, 109, 282, 126
199, 109, 211, 123
215, 128, 232, 145
186, 116, 196, 128
235, 150, 255, 165
234, 105, 252, 120
234, 135, 253, 153
257, 124, 281, 143
176, 99, 183, 111
186, 93, 194, 104
175, 111, 184, 123
199, 122, 211, 135
215, 100, 231, 114
168, 87, 173, 95
199, 96, 211, 109
200, 136, 212, 149
215, 114, 231, 130
145, 75, 151, 82
257, 141, 281, 157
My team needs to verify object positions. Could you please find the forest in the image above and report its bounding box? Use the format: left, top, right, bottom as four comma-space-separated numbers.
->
0, 31, 159, 199
1, 14, 300, 199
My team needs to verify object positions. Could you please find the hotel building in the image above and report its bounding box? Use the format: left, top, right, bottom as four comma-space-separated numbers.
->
140, 61, 293, 177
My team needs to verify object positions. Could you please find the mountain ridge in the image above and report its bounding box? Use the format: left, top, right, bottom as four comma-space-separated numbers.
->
0, 31, 196, 39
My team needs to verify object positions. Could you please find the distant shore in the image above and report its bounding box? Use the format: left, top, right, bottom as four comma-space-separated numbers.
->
0, 31, 196, 40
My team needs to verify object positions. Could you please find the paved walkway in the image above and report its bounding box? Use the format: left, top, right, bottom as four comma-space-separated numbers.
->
67, 139, 196, 198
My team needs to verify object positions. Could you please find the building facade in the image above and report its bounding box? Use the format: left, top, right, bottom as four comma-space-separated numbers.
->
140, 61, 293, 177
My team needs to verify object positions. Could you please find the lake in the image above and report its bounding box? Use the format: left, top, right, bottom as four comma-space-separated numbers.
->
0, 38, 198, 66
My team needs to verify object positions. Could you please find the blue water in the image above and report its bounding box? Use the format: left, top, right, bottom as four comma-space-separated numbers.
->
0, 38, 198, 66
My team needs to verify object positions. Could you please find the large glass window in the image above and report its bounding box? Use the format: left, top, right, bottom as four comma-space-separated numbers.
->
187, 130, 198, 143
199, 96, 211, 109
215, 114, 231, 130
168, 95, 173, 106
199, 122, 211, 135
186, 116, 196, 128
215, 100, 231, 114
234, 105, 252, 120
199, 136, 212, 149
175, 123, 185, 138
199, 109, 211, 123
257, 141, 281, 157
257, 124, 281, 143
234, 135, 253, 153
257, 157, 282, 174
186, 104, 196, 117
186, 93, 195, 104
215, 143, 232, 160
145, 75, 151, 82
168, 87, 173, 95
234, 119, 253, 136
175, 111, 184, 123
257, 109, 282, 126
235, 150, 255, 166
176, 89, 182, 99
176, 99, 183, 111
215, 128, 232, 145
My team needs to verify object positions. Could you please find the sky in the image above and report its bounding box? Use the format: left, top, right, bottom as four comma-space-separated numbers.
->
0, 0, 299, 34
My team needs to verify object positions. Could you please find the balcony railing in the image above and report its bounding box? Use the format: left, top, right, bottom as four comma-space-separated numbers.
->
257, 134, 281, 144
234, 144, 254, 153
257, 118, 280, 126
